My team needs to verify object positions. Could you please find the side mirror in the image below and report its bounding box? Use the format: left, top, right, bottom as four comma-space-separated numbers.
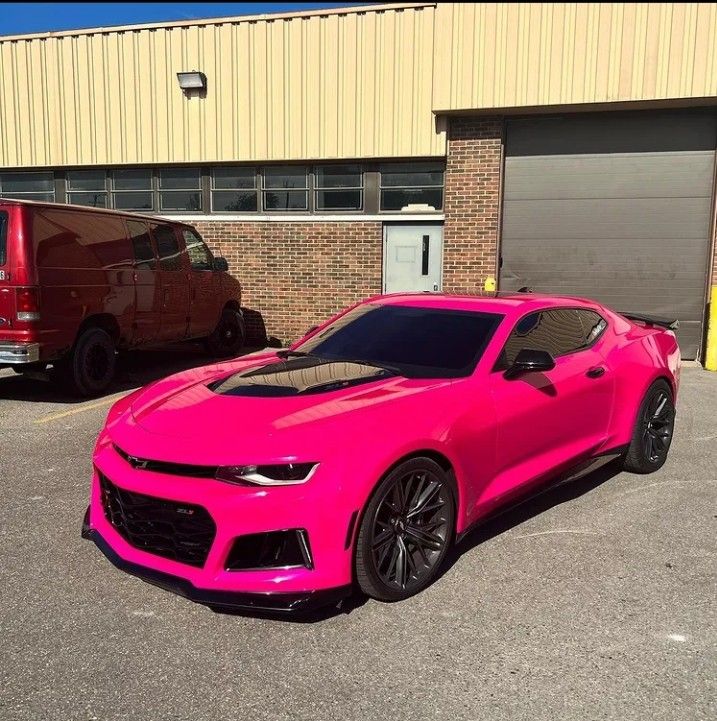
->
213, 257, 229, 272
504, 349, 555, 379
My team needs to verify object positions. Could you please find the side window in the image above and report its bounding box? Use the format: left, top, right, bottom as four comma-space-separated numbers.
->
577, 310, 608, 347
183, 229, 213, 271
127, 220, 156, 270
152, 224, 184, 271
498, 308, 585, 369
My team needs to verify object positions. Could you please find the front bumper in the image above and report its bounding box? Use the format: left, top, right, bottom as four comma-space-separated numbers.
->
0, 342, 40, 364
83, 510, 350, 614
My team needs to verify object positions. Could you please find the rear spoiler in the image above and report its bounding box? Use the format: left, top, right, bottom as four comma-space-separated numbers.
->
620, 312, 679, 331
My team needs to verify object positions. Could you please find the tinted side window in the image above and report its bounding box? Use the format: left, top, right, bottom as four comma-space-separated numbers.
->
183, 229, 213, 270
499, 308, 585, 368
127, 220, 155, 270
578, 310, 608, 346
152, 224, 183, 271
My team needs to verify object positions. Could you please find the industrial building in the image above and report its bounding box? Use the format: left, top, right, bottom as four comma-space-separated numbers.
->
1, 2, 716, 359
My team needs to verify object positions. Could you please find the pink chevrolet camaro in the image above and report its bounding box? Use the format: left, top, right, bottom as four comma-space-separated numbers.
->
83, 293, 680, 613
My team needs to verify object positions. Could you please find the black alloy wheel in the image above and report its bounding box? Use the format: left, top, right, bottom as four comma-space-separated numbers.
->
623, 379, 675, 473
205, 308, 246, 358
355, 457, 455, 602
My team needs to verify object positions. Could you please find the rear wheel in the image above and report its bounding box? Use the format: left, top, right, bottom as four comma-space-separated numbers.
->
622, 379, 675, 474
205, 308, 245, 358
355, 457, 455, 602
52, 327, 116, 397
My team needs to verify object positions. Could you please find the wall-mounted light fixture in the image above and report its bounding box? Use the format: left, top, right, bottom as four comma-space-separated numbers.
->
176, 71, 207, 95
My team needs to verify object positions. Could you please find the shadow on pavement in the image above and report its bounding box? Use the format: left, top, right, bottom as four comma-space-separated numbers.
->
0, 343, 267, 405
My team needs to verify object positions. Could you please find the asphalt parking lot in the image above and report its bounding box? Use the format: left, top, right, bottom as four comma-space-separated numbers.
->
0, 353, 715, 721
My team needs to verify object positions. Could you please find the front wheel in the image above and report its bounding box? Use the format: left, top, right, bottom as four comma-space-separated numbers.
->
355, 457, 455, 602
622, 379, 676, 474
204, 308, 245, 358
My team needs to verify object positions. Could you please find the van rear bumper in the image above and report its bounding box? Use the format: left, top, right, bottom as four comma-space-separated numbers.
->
0, 342, 40, 364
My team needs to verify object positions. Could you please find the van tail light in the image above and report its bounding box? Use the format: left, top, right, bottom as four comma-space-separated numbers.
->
16, 286, 40, 322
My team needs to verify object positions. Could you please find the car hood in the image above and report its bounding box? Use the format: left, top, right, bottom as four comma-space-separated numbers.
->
108, 353, 452, 464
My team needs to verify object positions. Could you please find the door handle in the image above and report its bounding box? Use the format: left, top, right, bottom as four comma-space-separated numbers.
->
586, 366, 606, 378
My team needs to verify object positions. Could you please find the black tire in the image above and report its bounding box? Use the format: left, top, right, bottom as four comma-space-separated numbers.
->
355, 457, 456, 602
622, 379, 675, 474
52, 327, 116, 397
205, 308, 246, 358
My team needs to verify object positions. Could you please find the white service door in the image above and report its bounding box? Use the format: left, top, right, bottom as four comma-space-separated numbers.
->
383, 224, 443, 293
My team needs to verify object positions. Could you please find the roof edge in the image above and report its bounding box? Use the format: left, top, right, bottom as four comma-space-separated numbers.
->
0, 2, 435, 43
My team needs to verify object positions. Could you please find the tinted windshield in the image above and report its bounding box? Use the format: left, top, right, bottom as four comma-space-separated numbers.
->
296, 303, 503, 378
0, 212, 7, 266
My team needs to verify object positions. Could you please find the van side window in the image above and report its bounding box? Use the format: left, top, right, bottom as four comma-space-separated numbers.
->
127, 220, 155, 270
496, 308, 586, 369
182, 229, 213, 271
152, 224, 184, 271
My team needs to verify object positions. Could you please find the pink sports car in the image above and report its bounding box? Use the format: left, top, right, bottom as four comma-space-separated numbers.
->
83, 293, 680, 613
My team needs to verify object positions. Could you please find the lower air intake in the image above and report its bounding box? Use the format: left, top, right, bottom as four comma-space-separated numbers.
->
99, 472, 216, 568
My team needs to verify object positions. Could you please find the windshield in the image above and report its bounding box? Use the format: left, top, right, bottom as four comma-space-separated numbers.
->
295, 303, 503, 378
0, 212, 7, 266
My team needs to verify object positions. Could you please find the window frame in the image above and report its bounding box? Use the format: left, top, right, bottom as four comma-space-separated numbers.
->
111, 168, 155, 212
151, 223, 186, 272
66, 169, 109, 208
261, 165, 310, 212
209, 166, 259, 213
0, 170, 56, 202
313, 163, 364, 213
182, 227, 215, 271
492, 306, 609, 372
378, 162, 445, 213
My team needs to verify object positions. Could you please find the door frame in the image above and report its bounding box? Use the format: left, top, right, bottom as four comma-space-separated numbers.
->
382, 222, 445, 294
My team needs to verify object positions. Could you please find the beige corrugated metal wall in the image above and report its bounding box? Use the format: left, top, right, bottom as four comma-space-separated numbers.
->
0, 3, 442, 167
2, 2, 717, 169
433, 3, 717, 112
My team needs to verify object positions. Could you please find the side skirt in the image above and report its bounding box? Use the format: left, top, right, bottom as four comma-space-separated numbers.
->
455, 445, 629, 544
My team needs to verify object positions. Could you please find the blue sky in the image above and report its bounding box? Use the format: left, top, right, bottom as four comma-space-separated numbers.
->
0, 3, 364, 36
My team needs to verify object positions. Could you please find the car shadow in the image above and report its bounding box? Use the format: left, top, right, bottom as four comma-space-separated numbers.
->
213, 461, 623, 624
0, 343, 268, 405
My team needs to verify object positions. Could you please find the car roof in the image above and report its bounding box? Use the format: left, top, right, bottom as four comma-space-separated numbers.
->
370, 292, 604, 315
0, 197, 192, 227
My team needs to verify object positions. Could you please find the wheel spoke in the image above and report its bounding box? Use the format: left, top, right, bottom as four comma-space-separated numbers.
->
407, 481, 441, 518
372, 528, 393, 551
405, 524, 443, 551
653, 395, 667, 420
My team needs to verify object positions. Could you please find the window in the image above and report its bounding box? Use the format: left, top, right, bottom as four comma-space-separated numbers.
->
296, 303, 503, 378
127, 220, 156, 270
262, 166, 308, 210
577, 310, 608, 346
183, 229, 213, 270
159, 168, 202, 211
67, 170, 108, 207
498, 309, 589, 369
314, 165, 362, 211
152, 224, 183, 271
112, 169, 153, 211
0, 211, 7, 266
211, 168, 258, 212
0, 172, 55, 202
379, 163, 444, 211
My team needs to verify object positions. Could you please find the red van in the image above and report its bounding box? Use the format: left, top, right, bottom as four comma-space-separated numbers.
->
0, 200, 244, 396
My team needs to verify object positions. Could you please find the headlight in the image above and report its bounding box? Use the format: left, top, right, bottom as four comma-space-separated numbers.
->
215, 462, 319, 486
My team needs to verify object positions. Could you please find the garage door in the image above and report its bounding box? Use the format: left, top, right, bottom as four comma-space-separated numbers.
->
500, 111, 716, 359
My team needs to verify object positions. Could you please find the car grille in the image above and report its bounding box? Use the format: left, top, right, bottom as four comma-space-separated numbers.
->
98, 472, 216, 568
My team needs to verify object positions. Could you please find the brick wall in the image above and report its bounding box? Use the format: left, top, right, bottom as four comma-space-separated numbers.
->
442, 117, 504, 294
193, 221, 383, 345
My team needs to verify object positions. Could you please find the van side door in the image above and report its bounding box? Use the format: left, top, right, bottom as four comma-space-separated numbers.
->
127, 219, 160, 346
181, 227, 222, 338
150, 222, 190, 342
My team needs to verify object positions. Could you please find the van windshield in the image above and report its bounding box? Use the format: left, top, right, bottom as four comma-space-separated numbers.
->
0, 212, 7, 266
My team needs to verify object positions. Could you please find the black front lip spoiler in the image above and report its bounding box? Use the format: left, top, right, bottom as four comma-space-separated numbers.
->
82, 511, 350, 615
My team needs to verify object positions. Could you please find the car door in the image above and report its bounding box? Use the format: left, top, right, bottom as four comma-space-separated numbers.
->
479, 307, 614, 512
127, 219, 160, 345
182, 227, 222, 338
150, 222, 190, 342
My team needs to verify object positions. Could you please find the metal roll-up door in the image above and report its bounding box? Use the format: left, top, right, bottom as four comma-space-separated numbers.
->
500, 111, 716, 359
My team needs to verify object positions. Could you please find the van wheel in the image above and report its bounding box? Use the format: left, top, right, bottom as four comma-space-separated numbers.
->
52, 328, 116, 397
205, 308, 245, 358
